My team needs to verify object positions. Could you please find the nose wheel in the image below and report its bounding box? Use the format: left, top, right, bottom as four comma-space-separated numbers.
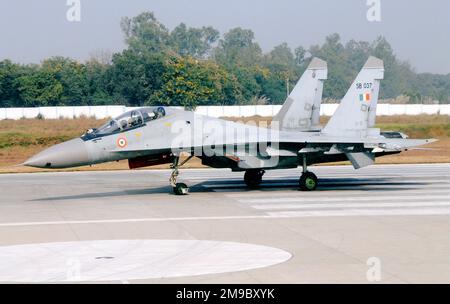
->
173, 182, 189, 195
244, 169, 265, 188
170, 155, 193, 195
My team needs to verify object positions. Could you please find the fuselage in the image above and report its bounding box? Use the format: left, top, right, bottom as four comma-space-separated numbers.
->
24, 106, 401, 170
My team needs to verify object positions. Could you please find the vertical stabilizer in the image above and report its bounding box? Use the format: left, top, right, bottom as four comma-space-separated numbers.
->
272, 58, 327, 131
322, 56, 384, 137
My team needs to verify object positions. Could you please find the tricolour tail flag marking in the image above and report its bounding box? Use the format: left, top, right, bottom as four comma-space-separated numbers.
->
322, 56, 384, 137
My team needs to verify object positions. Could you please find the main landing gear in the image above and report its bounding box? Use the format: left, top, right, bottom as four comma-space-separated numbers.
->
170, 155, 193, 195
299, 155, 318, 191
244, 169, 265, 188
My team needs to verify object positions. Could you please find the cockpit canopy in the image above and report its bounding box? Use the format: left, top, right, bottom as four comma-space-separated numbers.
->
82, 107, 166, 140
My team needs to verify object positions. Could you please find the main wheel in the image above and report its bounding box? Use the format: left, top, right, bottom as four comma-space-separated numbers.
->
299, 172, 318, 191
244, 170, 264, 188
173, 183, 189, 195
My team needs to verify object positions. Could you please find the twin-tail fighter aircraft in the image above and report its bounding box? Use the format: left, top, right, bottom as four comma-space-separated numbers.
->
24, 56, 435, 195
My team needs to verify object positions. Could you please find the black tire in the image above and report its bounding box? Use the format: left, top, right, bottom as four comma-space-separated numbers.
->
173, 183, 189, 195
299, 172, 318, 191
244, 170, 264, 188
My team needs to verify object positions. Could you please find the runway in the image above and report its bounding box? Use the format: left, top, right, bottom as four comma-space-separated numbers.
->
0, 163, 450, 283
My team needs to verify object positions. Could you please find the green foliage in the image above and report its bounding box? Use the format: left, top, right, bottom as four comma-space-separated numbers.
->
41, 57, 89, 105
149, 56, 242, 108
214, 27, 263, 67
109, 50, 166, 106
120, 12, 170, 54
0, 60, 24, 107
309, 34, 359, 99
15, 66, 63, 106
413, 73, 450, 103
170, 23, 219, 58
229, 66, 265, 104
1, 11, 449, 108
84, 59, 115, 105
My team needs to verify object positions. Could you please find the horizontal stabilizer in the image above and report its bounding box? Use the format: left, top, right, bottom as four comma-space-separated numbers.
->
379, 138, 437, 151
346, 152, 375, 169
407, 147, 438, 151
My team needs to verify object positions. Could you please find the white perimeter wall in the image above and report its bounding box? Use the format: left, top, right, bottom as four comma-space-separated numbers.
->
0, 104, 449, 120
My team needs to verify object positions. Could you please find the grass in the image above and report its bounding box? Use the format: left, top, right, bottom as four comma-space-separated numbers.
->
0, 117, 106, 170
0, 115, 449, 173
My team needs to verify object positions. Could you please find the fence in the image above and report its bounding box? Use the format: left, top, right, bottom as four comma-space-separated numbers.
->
1, 104, 450, 120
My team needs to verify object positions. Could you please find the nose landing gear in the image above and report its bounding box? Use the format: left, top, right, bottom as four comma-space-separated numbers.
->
170, 155, 193, 195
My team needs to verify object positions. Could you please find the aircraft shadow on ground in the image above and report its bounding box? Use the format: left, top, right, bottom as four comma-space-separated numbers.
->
192, 177, 426, 193
30, 187, 173, 201
30, 177, 428, 201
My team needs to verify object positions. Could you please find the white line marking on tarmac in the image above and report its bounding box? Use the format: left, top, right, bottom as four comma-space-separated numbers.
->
241, 195, 450, 204
266, 208, 450, 218
225, 189, 450, 199
250, 200, 450, 210
1, 207, 450, 227
0, 216, 274, 227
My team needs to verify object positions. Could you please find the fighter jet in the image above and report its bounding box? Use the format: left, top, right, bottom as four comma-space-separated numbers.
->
24, 56, 435, 195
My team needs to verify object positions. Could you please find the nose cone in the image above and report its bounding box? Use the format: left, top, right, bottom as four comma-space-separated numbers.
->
24, 138, 90, 169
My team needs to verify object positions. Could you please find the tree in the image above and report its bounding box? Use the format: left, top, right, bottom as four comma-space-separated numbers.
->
0, 60, 23, 106
41, 57, 89, 105
294, 46, 306, 66
309, 33, 354, 99
88, 49, 113, 65
370, 36, 416, 99
345, 40, 371, 70
2, 11, 450, 107
15, 66, 63, 106
261, 43, 297, 103
231, 66, 267, 104
214, 28, 263, 67
170, 23, 219, 58
149, 56, 242, 109
109, 50, 166, 106
267, 43, 295, 68
84, 59, 115, 105
260, 73, 286, 103
121, 12, 170, 54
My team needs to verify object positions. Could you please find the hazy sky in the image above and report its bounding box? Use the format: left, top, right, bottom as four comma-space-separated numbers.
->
0, 0, 449, 74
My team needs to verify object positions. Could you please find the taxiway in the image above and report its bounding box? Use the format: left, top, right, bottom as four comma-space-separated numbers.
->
0, 163, 449, 283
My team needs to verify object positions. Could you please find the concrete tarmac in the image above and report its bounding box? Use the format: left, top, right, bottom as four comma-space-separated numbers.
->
0, 163, 450, 283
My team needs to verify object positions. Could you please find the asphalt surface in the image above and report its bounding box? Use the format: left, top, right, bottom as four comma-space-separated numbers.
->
0, 163, 450, 283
